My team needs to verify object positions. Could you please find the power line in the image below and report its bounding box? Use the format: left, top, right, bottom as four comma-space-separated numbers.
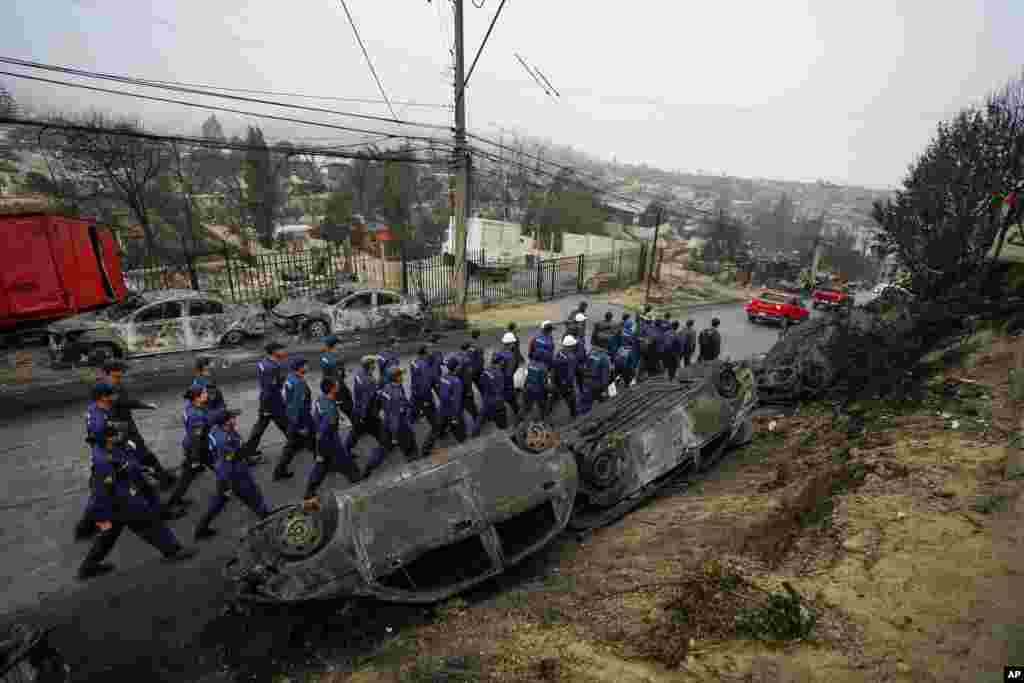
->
463, 0, 508, 90
0, 56, 449, 131
132, 78, 450, 109
0, 70, 449, 143
336, 0, 398, 120
0, 115, 453, 164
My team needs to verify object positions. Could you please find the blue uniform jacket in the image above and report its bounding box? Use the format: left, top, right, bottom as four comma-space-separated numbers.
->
583, 349, 612, 390
313, 396, 350, 459
493, 350, 516, 394
285, 372, 313, 432
528, 334, 555, 367
479, 367, 504, 408
467, 344, 485, 378
209, 425, 247, 482
428, 350, 445, 387
656, 325, 674, 355
182, 404, 211, 459
377, 350, 400, 381
320, 351, 341, 381
410, 357, 434, 400
353, 368, 376, 421
552, 350, 577, 388
381, 383, 414, 434
438, 374, 464, 418
257, 357, 287, 415
608, 331, 623, 358
85, 402, 109, 443
669, 333, 684, 356
86, 444, 157, 522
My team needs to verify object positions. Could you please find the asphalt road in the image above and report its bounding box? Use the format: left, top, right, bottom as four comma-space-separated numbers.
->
0, 295, 857, 681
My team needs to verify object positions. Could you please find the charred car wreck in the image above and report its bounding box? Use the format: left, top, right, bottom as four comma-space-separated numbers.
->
225, 359, 757, 605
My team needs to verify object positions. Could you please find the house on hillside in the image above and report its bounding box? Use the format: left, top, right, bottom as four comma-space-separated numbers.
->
351, 218, 395, 252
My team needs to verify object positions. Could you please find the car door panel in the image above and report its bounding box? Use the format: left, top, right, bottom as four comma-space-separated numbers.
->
374, 291, 405, 328
128, 301, 187, 356
186, 299, 231, 349
331, 292, 373, 333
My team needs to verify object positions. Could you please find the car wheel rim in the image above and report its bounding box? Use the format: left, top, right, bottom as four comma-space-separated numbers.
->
309, 321, 327, 338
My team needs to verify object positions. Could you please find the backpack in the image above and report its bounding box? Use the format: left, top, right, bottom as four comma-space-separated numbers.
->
526, 361, 547, 389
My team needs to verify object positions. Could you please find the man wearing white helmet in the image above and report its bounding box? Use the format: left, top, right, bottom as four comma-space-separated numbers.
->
493, 332, 521, 419
566, 312, 589, 384
548, 334, 579, 419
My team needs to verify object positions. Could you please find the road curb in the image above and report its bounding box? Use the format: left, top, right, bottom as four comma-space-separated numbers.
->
0, 324, 497, 418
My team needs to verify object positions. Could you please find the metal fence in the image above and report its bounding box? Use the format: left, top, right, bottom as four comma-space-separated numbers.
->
123, 242, 649, 308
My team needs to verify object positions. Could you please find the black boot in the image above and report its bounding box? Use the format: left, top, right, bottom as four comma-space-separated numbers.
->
74, 517, 98, 541
194, 509, 218, 540
157, 468, 178, 492
163, 546, 199, 563
77, 562, 115, 580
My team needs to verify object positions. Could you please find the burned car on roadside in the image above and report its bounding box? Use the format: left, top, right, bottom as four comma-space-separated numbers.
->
46, 290, 266, 366
269, 287, 425, 339
226, 434, 578, 604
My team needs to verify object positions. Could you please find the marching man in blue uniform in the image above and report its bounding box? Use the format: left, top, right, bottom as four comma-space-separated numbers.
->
319, 334, 341, 382
243, 342, 290, 460
473, 356, 509, 435
77, 422, 197, 580
348, 356, 381, 451
421, 356, 468, 457
273, 357, 314, 481
410, 345, 438, 427
377, 337, 401, 382
370, 366, 417, 468
579, 333, 612, 416
304, 378, 361, 503
194, 409, 270, 540
494, 332, 521, 420
163, 385, 213, 513
548, 335, 579, 420
522, 321, 555, 421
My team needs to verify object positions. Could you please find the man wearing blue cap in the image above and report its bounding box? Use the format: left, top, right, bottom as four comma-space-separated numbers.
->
243, 342, 290, 460
163, 385, 213, 514
77, 422, 197, 580
274, 356, 314, 480
304, 378, 361, 503
194, 409, 270, 540
320, 335, 341, 382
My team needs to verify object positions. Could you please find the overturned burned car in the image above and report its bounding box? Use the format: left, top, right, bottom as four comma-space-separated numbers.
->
225, 434, 578, 604
225, 360, 757, 606
563, 360, 758, 530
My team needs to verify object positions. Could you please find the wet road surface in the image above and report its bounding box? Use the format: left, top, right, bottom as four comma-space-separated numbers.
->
0, 295, 855, 680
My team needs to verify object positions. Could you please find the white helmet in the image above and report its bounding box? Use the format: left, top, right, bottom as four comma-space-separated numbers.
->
574, 313, 587, 322
563, 335, 578, 347
502, 332, 517, 344
541, 320, 553, 330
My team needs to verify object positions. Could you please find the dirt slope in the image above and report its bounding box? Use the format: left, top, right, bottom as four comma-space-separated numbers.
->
301, 335, 1024, 683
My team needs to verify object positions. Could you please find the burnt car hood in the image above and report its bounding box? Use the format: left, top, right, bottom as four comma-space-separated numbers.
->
45, 310, 118, 335
225, 434, 577, 604
272, 298, 327, 318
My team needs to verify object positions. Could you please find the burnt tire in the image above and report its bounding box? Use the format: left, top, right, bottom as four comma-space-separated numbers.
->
305, 319, 330, 340
579, 447, 624, 490
716, 364, 739, 399
801, 360, 828, 391
221, 330, 245, 346
87, 343, 119, 366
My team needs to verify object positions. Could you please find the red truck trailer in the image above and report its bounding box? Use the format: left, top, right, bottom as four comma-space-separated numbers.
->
0, 213, 128, 341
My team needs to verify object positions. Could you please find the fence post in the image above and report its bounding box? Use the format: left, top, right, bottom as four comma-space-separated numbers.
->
401, 243, 409, 295
223, 242, 236, 303
577, 253, 585, 291
536, 257, 543, 301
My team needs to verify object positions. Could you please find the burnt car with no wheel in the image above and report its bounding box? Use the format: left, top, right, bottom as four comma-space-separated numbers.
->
225, 434, 578, 604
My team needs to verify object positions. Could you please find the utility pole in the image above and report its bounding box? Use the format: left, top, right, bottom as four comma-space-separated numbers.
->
451, 0, 470, 318
645, 206, 663, 305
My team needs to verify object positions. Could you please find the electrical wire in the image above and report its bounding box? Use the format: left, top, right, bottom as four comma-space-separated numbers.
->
131, 78, 451, 109
0, 115, 452, 165
336, 0, 398, 120
0, 56, 449, 131
463, 0, 508, 90
0, 70, 448, 143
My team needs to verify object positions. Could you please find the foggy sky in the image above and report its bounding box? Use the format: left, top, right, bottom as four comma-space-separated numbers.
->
4, 0, 1023, 189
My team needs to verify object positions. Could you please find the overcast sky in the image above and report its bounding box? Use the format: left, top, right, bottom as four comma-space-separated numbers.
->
3, 0, 1023, 189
